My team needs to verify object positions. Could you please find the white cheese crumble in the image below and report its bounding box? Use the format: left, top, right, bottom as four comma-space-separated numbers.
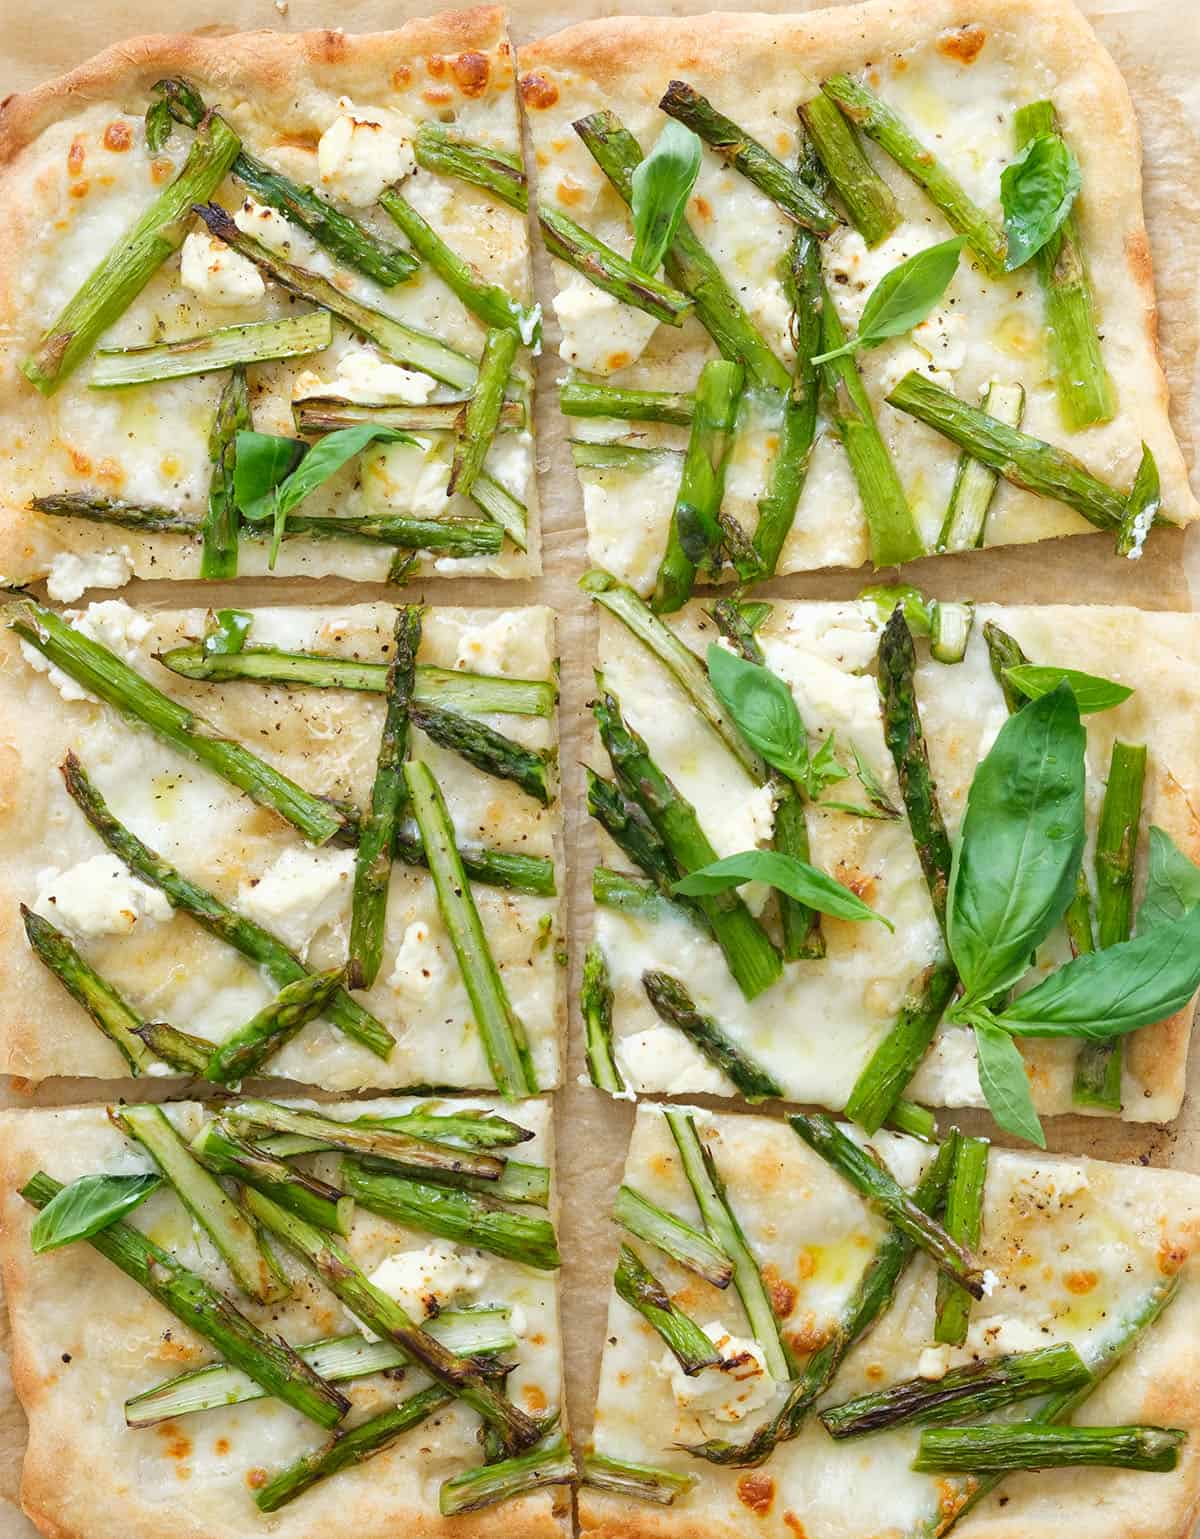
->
553, 278, 659, 375
453, 611, 525, 675
363, 1242, 488, 1335
912, 307, 968, 372
46, 550, 134, 603
33, 855, 172, 939
485, 431, 533, 501
519, 302, 543, 348
387, 919, 448, 1000
293, 345, 436, 405
917, 1345, 950, 1381
655, 1323, 775, 1423
236, 847, 355, 959
317, 98, 415, 207
179, 230, 266, 308
908, 1025, 986, 1106
615, 1027, 728, 1095
1124, 499, 1155, 561
21, 599, 150, 702
370, 436, 452, 516
233, 197, 321, 265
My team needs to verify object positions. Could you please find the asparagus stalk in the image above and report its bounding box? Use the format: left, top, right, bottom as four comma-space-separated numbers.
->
239, 1186, 542, 1452
204, 968, 345, 1084
135, 1019, 214, 1075
414, 124, 529, 212
592, 866, 697, 927
844, 962, 959, 1135
1116, 444, 1161, 560
1074, 741, 1146, 1111
595, 685, 781, 1000
658, 81, 838, 232
152, 77, 418, 286
888, 1099, 938, 1142
342, 1160, 560, 1269
929, 601, 974, 664
191, 1118, 353, 1234
448, 329, 520, 501
115, 1104, 288, 1304
23, 113, 241, 392
887, 371, 1138, 531
21, 1172, 348, 1427
405, 760, 538, 1097
664, 1110, 792, 1381
349, 607, 420, 990
580, 1452, 695, 1505
913, 1423, 1185, 1474
126, 1308, 517, 1427
820, 288, 923, 565
799, 92, 899, 246
684, 1134, 958, 1466
30, 494, 197, 534
202, 363, 250, 579
587, 770, 682, 898
574, 110, 790, 392
540, 207, 694, 324
1014, 101, 1113, 430
379, 190, 532, 337
90, 311, 332, 388
613, 1183, 733, 1289
582, 943, 624, 1094
790, 1113, 984, 1296
349, 1107, 534, 1149
395, 826, 554, 896
294, 396, 526, 435
614, 1243, 722, 1373
440, 1436, 576, 1515
21, 906, 153, 1074
13, 601, 348, 845
643, 970, 781, 1102
937, 382, 1026, 552
193, 204, 476, 390
559, 375, 695, 425
934, 1134, 989, 1345
822, 1344, 1088, 1439
821, 75, 1006, 275
257, 1385, 452, 1511
60, 753, 394, 1059
467, 465, 529, 552
265, 1130, 549, 1205
654, 359, 745, 613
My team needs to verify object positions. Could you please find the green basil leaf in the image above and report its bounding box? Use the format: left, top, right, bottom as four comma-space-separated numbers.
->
998, 903, 1200, 1038
973, 1020, 1045, 1147
1001, 131, 1081, 270
1117, 442, 1160, 559
859, 583, 935, 636
706, 644, 806, 779
144, 97, 172, 154
233, 430, 307, 516
804, 734, 850, 798
812, 237, 964, 363
31, 1172, 162, 1254
672, 849, 893, 929
948, 683, 1087, 1007
1137, 826, 1200, 934
630, 119, 702, 275
203, 608, 253, 657
851, 743, 901, 819
1002, 664, 1133, 716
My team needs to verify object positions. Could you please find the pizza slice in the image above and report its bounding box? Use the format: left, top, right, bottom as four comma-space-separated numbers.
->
0, 1094, 569, 1539
579, 1102, 1200, 1539
517, 0, 1198, 598
0, 598, 563, 1093
0, 10, 541, 590
582, 587, 1200, 1136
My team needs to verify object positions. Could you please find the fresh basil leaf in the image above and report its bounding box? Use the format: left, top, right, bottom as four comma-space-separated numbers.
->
948, 684, 1087, 1009
804, 733, 850, 798
998, 903, 1200, 1038
1117, 443, 1161, 560
672, 849, 893, 929
203, 608, 253, 657
706, 644, 806, 780
738, 601, 773, 634
812, 237, 964, 363
852, 743, 901, 819
1001, 131, 1081, 271
630, 119, 702, 275
973, 1020, 1045, 1147
1137, 827, 1200, 934
859, 583, 935, 636
233, 430, 307, 516
31, 1172, 162, 1254
144, 97, 172, 153
1002, 664, 1133, 716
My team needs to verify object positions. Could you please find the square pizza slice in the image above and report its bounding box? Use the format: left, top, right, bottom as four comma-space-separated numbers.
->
580, 1102, 1200, 1539
0, 598, 563, 1094
0, 10, 541, 590
583, 589, 1200, 1131
0, 1094, 569, 1539
517, 0, 1198, 598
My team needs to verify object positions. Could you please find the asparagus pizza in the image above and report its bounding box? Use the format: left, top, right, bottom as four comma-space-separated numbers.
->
0, 11, 542, 592
0, 1095, 570, 1538
583, 587, 1200, 1143
0, 598, 563, 1094
579, 1102, 1200, 1539
518, 0, 1198, 599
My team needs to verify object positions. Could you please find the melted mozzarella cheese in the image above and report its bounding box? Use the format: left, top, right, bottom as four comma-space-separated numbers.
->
294, 344, 436, 404
615, 1027, 730, 1095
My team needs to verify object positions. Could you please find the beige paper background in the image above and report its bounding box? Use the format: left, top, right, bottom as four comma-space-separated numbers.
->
1, 0, 1199, 1533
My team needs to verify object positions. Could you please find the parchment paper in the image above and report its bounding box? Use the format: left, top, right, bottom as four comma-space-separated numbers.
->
1, 1, 1198, 1534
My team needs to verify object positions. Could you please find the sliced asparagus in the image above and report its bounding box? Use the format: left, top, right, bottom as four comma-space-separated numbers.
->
582, 943, 624, 1094
580, 1452, 696, 1506
799, 92, 898, 246
845, 962, 959, 1135
395, 826, 554, 896
888, 1099, 938, 1142
191, 1118, 353, 1234
413, 703, 553, 805
592, 870, 698, 928
414, 124, 529, 212
937, 382, 1026, 552
929, 600, 974, 664
821, 75, 1006, 275
348, 1107, 534, 1149
540, 206, 693, 324
90, 311, 332, 388
20, 1172, 348, 1427
643, 970, 782, 1102
587, 770, 682, 899
202, 363, 250, 579
613, 1183, 733, 1289
659, 81, 838, 232
294, 396, 526, 435
135, 1019, 214, 1075
913, 1423, 1185, 1474
1116, 444, 1161, 560
934, 1134, 989, 1346
614, 1243, 722, 1374
440, 1436, 576, 1515
448, 329, 520, 501
204, 969, 345, 1084
559, 376, 695, 425
23, 114, 241, 392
